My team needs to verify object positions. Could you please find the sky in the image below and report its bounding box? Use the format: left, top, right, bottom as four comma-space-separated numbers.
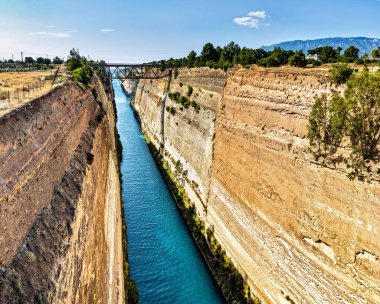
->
0, 0, 379, 63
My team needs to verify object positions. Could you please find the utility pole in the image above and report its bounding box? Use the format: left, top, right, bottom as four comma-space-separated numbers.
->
21, 52, 23, 62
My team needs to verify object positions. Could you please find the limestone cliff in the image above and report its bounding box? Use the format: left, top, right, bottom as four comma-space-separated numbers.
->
133, 68, 226, 214
131, 66, 380, 304
122, 79, 139, 96
0, 77, 125, 303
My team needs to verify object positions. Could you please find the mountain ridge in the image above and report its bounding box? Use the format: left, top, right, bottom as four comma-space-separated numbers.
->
262, 37, 380, 55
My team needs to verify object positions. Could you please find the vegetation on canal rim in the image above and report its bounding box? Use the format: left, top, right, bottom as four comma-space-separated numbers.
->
66, 49, 93, 86
149, 41, 380, 71
111, 97, 139, 304
143, 133, 260, 304
308, 68, 380, 180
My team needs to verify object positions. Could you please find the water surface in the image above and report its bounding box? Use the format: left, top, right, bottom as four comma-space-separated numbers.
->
114, 80, 223, 304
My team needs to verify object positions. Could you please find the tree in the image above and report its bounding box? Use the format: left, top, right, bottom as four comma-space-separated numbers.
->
330, 63, 353, 84
69, 48, 81, 60
66, 48, 85, 71
308, 94, 347, 158
201, 43, 219, 63
345, 71, 380, 177
36, 57, 44, 64
218, 41, 241, 66
73, 65, 93, 85
308, 94, 329, 157
343, 45, 360, 62
328, 94, 348, 150
43, 58, 51, 65
309, 46, 338, 63
186, 50, 197, 68
308, 70, 380, 180
257, 55, 280, 67
53, 56, 63, 64
288, 51, 307, 67
271, 47, 294, 65
25, 57, 34, 64
370, 47, 380, 58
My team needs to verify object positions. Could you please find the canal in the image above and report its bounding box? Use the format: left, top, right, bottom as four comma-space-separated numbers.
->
114, 80, 223, 303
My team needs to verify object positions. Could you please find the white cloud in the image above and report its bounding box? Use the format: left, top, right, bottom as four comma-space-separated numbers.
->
233, 17, 260, 28
233, 10, 269, 29
248, 11, 267, 19
30, 31, 71, 38
100, 28, 115, 33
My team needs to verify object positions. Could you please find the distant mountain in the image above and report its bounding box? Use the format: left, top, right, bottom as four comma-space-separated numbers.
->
262, 37, 380, 56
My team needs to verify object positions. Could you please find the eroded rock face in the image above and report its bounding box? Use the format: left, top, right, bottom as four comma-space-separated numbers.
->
122, 79, 139, 96
133, 66, 380, 303
0, 80, 124, 303
133, 68, 226, 213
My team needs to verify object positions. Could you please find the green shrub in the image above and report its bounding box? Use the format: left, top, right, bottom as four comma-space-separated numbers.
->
345, 71, 380, 178
354, 58, 364, 65
330, 63, 353, 84
191, 100, 201, 112
66, 58, 82, 71
308, 70, 380, 180
126, 279, 139, 304
308, 93, 347, 158
179, 95, 190, 108
288, 51, 307, 67
308, 59, 322, 67
73, 65, 93, 85
257, 55, 280, 67
187, 86, 193, 97
174, 68, 179, 79
166, 106, 176, 115
24, 250, 36, 263
168, 91, 180, 102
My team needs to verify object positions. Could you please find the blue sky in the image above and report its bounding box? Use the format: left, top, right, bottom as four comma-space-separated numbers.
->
0, 0, 379, 62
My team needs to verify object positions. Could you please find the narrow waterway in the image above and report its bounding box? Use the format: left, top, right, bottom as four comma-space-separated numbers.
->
114, 80, 223, 304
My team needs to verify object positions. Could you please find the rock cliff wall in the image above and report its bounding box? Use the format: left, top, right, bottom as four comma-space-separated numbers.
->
131, 66, 380, 304
0, 78, 125, 303
133, 68, 226, 214
122, 79, 139, 96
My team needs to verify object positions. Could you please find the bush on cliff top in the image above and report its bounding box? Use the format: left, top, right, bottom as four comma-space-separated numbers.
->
66, 48, 94, 86
330, 63, 354, 84
308, 69, 380, 180
72, 65, 93, 86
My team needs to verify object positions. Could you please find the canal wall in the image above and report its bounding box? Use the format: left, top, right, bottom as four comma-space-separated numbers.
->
123, 79, 139, 96
131, 66, 380, 304
0, 77, 125, 303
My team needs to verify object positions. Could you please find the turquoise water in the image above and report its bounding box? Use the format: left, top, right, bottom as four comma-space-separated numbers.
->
114, 80, 223, 304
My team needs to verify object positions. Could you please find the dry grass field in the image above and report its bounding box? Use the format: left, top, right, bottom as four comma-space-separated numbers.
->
0, 70, 57, 115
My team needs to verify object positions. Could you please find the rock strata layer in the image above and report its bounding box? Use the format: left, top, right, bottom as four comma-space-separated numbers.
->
132, 66, 380, 304
0, 79, 124, 303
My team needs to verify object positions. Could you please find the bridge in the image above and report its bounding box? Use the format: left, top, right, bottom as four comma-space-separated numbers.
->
93, 63, 173, 81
